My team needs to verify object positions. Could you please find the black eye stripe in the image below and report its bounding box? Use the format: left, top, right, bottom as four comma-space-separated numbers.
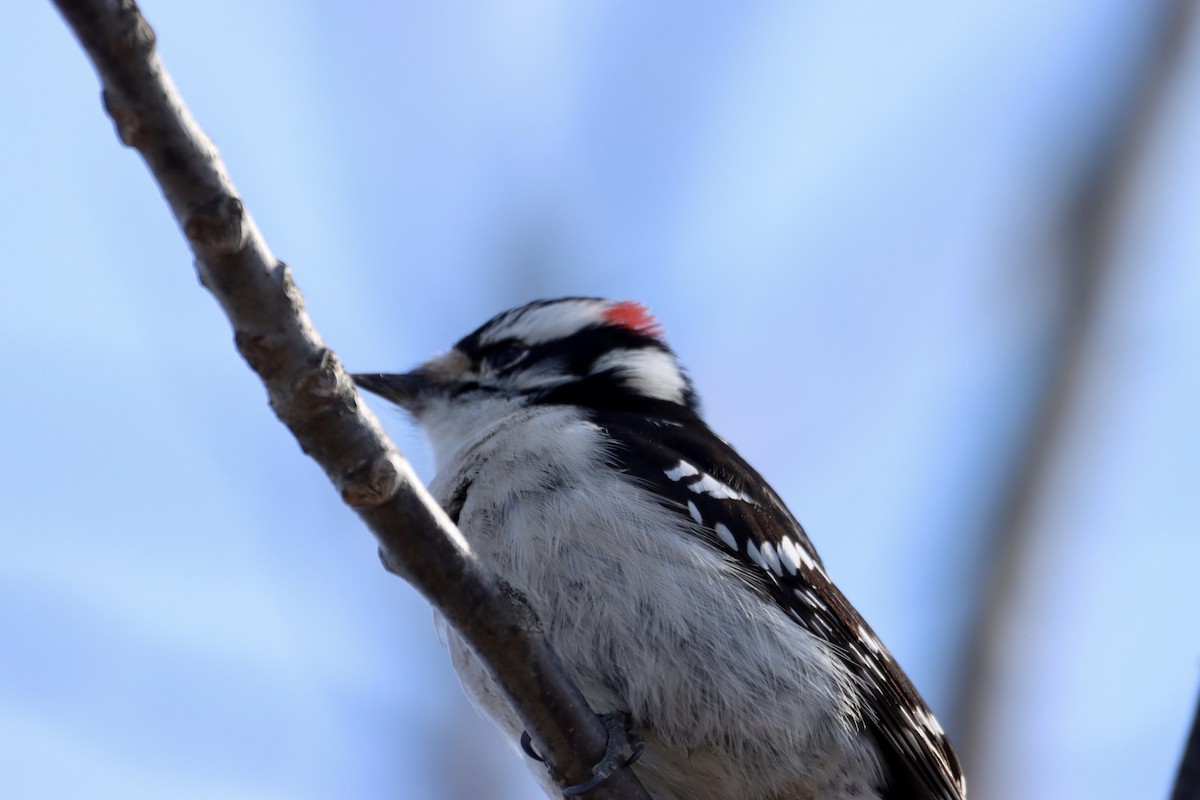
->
449, 381, 484, 398
485, 341, 529, 371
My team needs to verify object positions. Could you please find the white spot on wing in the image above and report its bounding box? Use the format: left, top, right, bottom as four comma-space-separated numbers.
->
916, 706, 946, 737
790, 538, 820, 572
688, 473, 755, 503
796, 587, 826, 609
713, 522, 738, 550
746, 539, 763, 568
759, 540, 782, 575
664, 460, 700, 482
857, 624, 885, 654
687, 500, 703, 525
778, 537, 800, 574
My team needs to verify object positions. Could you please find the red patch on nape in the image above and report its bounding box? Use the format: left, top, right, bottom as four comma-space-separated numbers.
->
603, 301, 664, 339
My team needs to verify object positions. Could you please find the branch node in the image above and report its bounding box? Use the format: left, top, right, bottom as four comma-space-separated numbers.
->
342, 452, 402, 508
277, 261, 306, 311
234, 330, 282, 379
194, 257, 211, 289
184, 195, 245, 255
101, 89, 142, 147
377, 545, 411, 579
114, 0, 156, 56
292, 347, 341, 400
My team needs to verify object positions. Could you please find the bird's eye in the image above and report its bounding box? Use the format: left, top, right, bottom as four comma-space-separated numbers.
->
487, 342, 528, 371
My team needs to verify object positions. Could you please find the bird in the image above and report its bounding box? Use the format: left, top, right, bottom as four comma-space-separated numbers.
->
353, 297, 966, 800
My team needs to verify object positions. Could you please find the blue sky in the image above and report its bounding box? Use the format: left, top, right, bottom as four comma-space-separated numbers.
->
2, 2, 1198, 799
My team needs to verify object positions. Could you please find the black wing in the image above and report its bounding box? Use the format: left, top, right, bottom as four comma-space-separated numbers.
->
592, 409, 967, 800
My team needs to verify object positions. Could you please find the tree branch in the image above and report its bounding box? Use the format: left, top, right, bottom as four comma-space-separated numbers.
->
49, 1, 650, 797
950, 0, 1198, 793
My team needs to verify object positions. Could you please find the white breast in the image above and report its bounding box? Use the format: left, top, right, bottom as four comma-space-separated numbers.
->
426, 405, 884, 800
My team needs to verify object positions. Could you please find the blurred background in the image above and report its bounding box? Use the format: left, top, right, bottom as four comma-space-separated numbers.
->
2, 1, 1198, 798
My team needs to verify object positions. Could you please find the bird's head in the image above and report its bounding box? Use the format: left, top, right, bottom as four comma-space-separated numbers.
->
354, 298, 698, 461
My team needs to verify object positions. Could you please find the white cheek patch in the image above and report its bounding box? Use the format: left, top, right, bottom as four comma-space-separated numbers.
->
589, 348, 688, 404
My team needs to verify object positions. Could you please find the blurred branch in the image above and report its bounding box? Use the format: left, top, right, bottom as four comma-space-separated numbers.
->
48, 1, 649, 797
952, 0, 1198, 792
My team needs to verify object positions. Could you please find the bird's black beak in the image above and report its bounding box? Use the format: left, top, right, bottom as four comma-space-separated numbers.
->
354, 350, 471, 414
352, 372, 432, 413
